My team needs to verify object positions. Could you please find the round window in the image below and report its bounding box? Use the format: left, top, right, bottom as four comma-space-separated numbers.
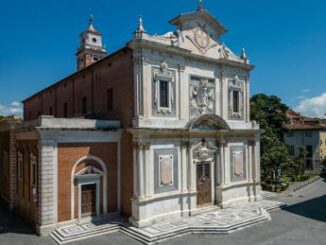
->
92, 38, 97, 43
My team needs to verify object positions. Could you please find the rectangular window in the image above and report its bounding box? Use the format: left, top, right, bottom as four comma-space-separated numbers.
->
287, 131, 294, 137
49, 107, 53, 115
289, 145, 295, 156
107, 89, 113, 111
82, 97, 87, 114
32, 163, 36, 186
63, 103, 68, 118
159, 80, 169, 108
232, 90, 240, 113
305, 131, 312, 137
306, 145, 313, 158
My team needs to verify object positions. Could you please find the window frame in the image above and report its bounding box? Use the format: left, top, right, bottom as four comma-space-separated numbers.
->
153, 73, 174, 114
82, 96, 87, 115
107, 89, 113, 112
228, 78, 244, 120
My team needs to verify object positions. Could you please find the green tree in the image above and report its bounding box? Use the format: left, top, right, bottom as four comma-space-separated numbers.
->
250, 94, 294, 181
295, 146, 308, 176
260, 133, 294, 180
250, 94, 289, 139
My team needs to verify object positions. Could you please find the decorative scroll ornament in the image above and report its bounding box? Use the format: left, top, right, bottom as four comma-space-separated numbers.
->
194, 28, 210, 50
160, 61, 168, 73
193, 139, 217, 162
218, 43, 231, 59
232, 75, 241, 87
186, 26, 217, 54
191, 78, 214, 115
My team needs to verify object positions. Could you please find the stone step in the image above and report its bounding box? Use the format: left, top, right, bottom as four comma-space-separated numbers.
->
261, 191, 278, 199
50, 223, 120, 244
120, 208, 271, 245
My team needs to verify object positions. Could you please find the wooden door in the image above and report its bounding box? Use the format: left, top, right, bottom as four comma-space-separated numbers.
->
81, 184, 96, 217
196, 162, 212, 206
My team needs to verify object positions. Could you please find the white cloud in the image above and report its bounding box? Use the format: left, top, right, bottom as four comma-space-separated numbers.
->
295, 93, 326, 118
0, 101, 23, 117
301, 89, 311, 94
10, 101, 21, 107
295, 95, 306, 100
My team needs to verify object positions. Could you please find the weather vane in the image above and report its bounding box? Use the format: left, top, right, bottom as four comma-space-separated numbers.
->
198, 0, 204, 11
89, 10, 94, 25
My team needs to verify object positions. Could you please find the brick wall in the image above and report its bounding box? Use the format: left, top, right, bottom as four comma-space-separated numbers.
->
57, 142, 118, 222
23, 48, 134, 127
0, 131, 10, 201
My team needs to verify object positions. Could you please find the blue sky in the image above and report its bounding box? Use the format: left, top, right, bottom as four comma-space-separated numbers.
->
0, 0, 326, 118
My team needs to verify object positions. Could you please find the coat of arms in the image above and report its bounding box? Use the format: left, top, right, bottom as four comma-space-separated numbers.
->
191, 78, 214, 115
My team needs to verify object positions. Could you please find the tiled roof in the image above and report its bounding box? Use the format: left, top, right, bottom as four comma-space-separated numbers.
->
285, 124, 326, 130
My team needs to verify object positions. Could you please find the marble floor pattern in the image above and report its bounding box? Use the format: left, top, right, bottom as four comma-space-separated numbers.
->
50, 199, 285, 245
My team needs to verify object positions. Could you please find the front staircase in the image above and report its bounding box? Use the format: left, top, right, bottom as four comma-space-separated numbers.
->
50, 199, 286, 245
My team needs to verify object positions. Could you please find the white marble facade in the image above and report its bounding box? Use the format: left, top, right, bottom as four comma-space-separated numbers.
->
129, 8, 261, 227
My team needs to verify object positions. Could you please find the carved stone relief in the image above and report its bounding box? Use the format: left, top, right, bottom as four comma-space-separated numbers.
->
230, 146, 246, 182
154, 148, 178, 194
193, 139, 217, 162
186, 26, 217, 54
190, 77, 215, 117
159, 155, 173, 186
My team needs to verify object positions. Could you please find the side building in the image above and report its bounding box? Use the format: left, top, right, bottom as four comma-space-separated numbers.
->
0, 6, 262, 235
284, 109, 326, 173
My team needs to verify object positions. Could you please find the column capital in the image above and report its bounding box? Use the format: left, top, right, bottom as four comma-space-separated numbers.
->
181, 140, 196, 149
248, 139, 256, 146
178, 64, 186, 72
132, 141, 151, 150
216, 138, 227, 146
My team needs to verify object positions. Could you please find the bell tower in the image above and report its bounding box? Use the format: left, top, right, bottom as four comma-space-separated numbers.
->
76, 15, 107, 71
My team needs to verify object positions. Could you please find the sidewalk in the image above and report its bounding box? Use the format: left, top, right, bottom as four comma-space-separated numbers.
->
279, 176, 321, 197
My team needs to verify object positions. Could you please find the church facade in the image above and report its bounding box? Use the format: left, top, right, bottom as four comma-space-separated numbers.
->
0, 5, 261, 235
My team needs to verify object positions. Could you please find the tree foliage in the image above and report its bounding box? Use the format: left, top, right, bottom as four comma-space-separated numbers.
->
250, 94, 293, 180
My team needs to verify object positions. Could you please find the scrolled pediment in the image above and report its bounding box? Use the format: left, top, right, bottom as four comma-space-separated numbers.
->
187, 114, 230, 131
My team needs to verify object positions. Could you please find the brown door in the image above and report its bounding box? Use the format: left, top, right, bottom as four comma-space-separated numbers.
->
81, 184, 96, 217
196, 162, 212, 206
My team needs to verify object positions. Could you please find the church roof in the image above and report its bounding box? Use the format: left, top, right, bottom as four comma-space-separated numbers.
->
169, 8, 227, 36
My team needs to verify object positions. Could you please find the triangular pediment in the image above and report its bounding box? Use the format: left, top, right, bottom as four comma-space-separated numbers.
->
169, 9, 227, 39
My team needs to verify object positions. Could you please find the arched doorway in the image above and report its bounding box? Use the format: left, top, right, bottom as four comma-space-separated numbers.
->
193, 139, 218, 207
71, 155, 108, 220
187, 115, 230, 208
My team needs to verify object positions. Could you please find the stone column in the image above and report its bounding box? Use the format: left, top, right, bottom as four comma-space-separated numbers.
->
245, 77, 250, 122
217, 139, 227, 185
37, 139, 57, 235
132, 142, 138, 197
221, 68, 228, 120
187, 142, 195, 192
143, 142, 151, 198
181, 141, 188, 193
137, 143, 145, 199
178, 65, 187, 120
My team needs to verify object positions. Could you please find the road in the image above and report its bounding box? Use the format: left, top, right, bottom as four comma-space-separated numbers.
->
0, 178, 325, 245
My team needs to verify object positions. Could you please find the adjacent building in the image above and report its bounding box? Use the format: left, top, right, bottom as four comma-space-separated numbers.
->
284, 109, 326, 172
0, 5, 262, 235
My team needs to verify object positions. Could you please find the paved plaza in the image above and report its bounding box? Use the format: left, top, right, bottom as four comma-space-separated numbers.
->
0, 178, 325, 245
